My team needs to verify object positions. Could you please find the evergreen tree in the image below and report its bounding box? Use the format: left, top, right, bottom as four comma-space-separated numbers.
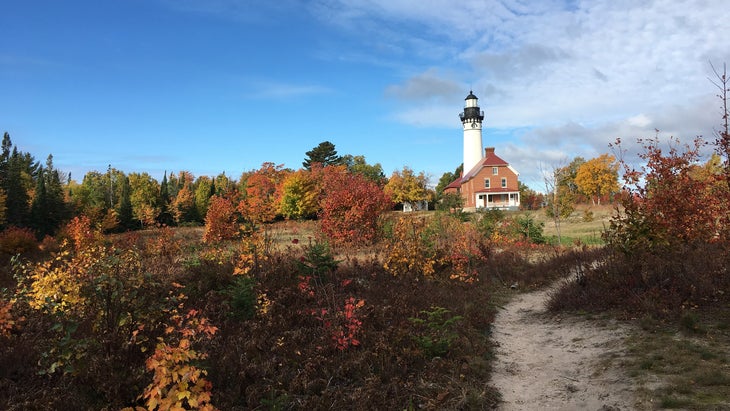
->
0, 132, 11, 185
4, 146, 35, 227
117, 175, 134, 230
303, 141, 342, 170
159, 171, 170, 206
30, 155, 67, 238
30, 166, 49, 236
157, 171, 174, 226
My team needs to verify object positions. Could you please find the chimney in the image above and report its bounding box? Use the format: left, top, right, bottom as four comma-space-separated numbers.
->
485, 147, 495, 156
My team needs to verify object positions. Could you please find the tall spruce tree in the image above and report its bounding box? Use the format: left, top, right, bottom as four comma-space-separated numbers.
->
4, 146, 36, 227
117, 175, 134, 230
30, 155, 67, 238
157, 171, 173, 225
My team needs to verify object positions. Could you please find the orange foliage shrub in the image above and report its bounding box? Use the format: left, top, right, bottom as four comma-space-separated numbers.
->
202, 195, 239, 243
64, 215, 98, 250
383, 214, 489, 283
140, 309, 218, 411
239, 162, 286, 225
383, 216, 438, 277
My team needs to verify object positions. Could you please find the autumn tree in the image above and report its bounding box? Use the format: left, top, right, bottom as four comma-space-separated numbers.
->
128, 172, 160, 227
194, 176, 214, 222
319, 166, 392, 245
203, 194, 239, 243
239, 163, 287, 225
167, 170, 195, 201
558, 157, 585, 199
214, 172, 233, 196
171, 182, 198, 224
518, 182, 543, 210
384, 167, 429, 211
575, 154, 620, 205
303, 141, 342, 170
278, 169, 320, 220
72, 167, 127, 229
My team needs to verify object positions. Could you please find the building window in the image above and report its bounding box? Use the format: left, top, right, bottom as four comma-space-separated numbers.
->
492, 167, 498, 175
501, 177, 507, 188
484, 179, 490, 189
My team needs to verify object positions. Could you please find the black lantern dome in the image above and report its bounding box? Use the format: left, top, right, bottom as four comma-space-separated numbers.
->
459, 90, 485, 122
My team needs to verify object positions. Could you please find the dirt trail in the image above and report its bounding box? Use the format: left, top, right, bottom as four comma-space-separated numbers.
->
490, 284, 636, 410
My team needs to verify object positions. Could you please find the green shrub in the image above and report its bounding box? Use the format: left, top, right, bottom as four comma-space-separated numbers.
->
296, 240, 339, 282
409, 306, 463, 358
227, 275, 257, 320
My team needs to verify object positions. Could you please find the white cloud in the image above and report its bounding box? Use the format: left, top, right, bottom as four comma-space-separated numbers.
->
627, 114, 651, 128
325, 0, 728, 177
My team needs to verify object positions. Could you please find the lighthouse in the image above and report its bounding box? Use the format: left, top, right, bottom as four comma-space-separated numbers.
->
459, 91, 485, 173
444, 91, 520, 211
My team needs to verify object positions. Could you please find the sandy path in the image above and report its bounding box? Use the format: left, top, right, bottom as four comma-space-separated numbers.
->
490, 284, 636, 410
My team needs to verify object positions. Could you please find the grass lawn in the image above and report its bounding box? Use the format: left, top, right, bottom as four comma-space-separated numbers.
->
520, 204, 616, 246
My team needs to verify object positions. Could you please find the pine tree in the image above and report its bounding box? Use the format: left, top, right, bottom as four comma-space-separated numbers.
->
0, 132, 11, 186
157, 171, 173, 226
4, 147, 34, 227
117, 175, 134, 230
303, 141, 342, 170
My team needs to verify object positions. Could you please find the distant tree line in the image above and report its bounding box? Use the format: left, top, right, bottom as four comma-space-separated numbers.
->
0, 137, 440, 240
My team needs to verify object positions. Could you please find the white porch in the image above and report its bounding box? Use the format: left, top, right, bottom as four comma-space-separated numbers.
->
476, 192, 520, 210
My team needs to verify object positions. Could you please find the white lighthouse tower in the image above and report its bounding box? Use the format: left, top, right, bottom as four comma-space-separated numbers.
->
459, 91, 485, 173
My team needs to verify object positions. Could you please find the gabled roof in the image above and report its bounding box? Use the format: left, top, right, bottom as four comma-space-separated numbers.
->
445, 177, 462, 190
462, 150, 518, 182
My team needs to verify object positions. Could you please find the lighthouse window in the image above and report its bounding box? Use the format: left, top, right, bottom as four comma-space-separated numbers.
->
484, 179, 490, 189
501, 178, 507, 188
492, 167, 498, 175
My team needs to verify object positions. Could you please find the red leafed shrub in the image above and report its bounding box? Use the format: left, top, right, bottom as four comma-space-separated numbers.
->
331, 297, 365, 350
203, 195, 239, 243
0, 299, 17, 337
319, 166, 392, 246
549, 134, 730, 318
607, 135, 727, 250
0, 226, 37, 255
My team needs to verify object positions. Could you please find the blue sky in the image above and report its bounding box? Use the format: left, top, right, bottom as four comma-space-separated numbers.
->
2, 0, 728, 191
